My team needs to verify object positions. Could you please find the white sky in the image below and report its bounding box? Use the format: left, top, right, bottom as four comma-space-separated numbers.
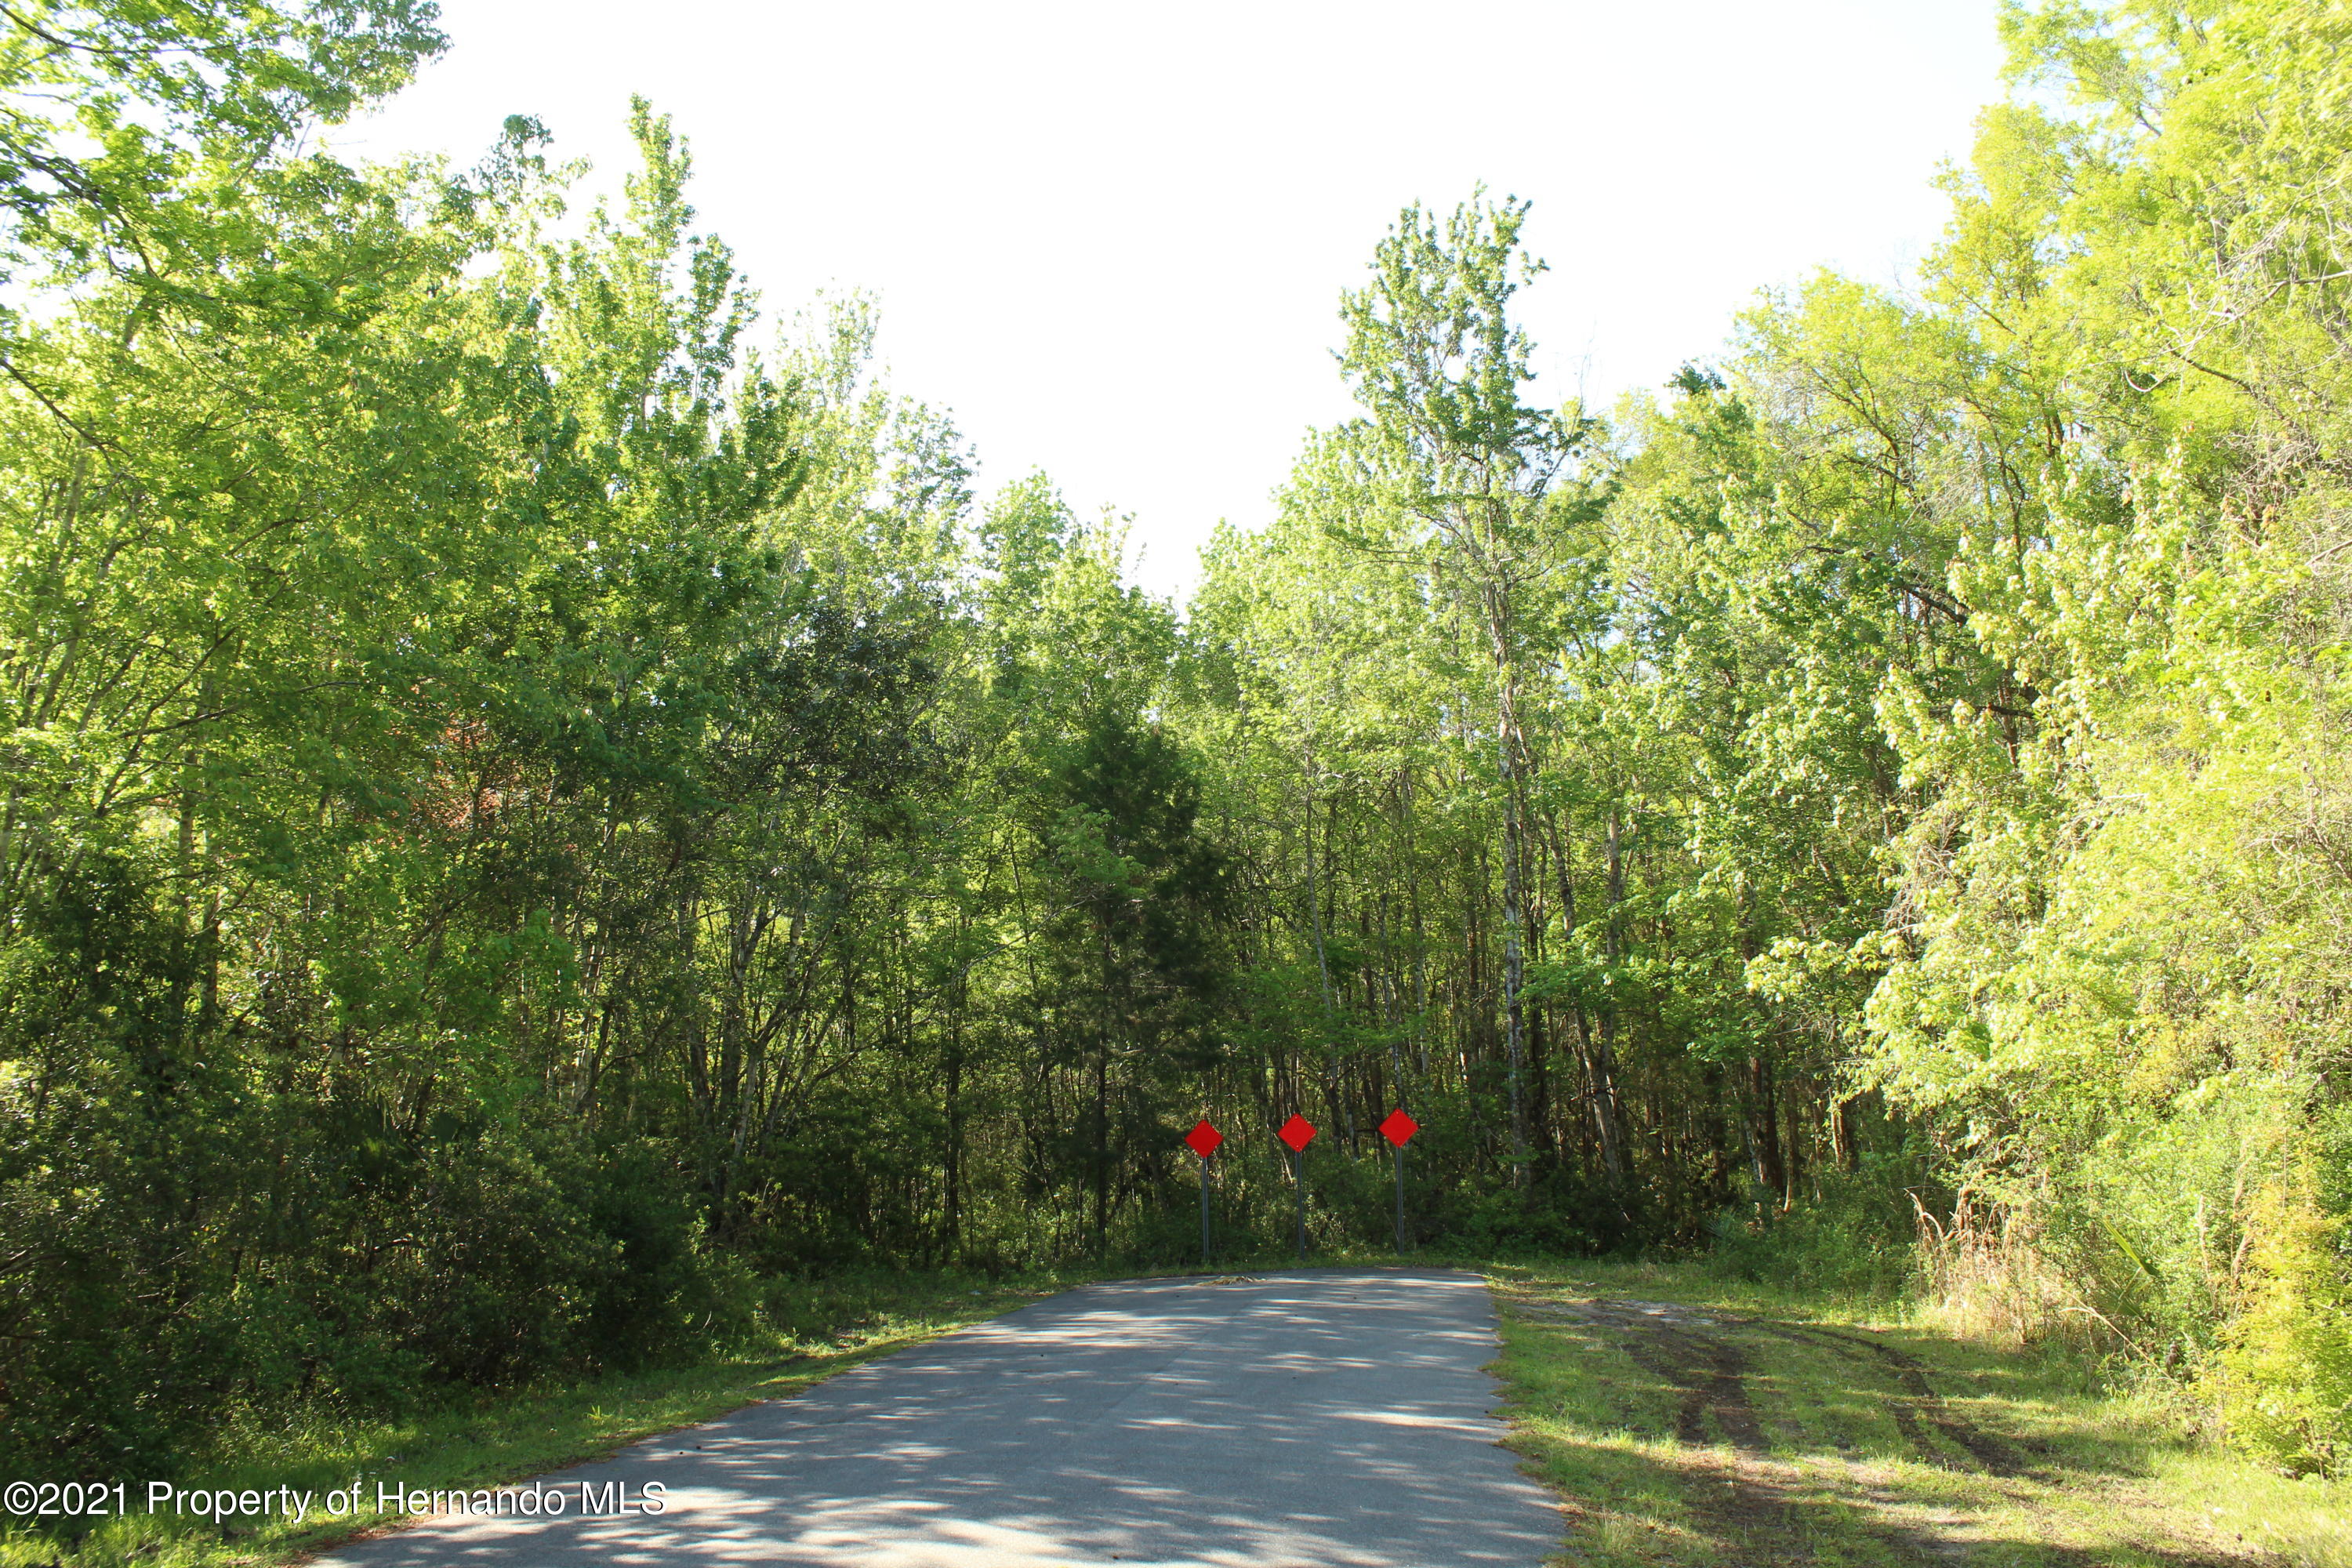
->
343, 0, 2007, 600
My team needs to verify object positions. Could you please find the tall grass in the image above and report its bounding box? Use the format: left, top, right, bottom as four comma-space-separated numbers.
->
1910, 1193, 2124, 1356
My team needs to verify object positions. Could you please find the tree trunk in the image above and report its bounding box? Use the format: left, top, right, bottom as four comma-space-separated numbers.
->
945, 1006, 964, 1256
1701, 1059, 1733, 1203
1548, 810, 1625, 1185
1490, 590, 1529, 1188
1094, 1036, 1110, 1258
1783, 1075, 1806, 1205
1833, 1094, 1862, 1172
1593, 805, 1632, 1184
1748, 1052, 1785, 1200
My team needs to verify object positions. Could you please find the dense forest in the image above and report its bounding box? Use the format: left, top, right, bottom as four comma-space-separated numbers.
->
5, 0, 2350, 1485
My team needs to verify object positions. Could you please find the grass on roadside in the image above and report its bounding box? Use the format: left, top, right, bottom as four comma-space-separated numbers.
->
1486, 1258, 2352, 1568
0, 1265, 1104, 1568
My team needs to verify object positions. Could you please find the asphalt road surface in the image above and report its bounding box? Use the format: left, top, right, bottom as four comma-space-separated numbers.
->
318, 1268, 1563, 1567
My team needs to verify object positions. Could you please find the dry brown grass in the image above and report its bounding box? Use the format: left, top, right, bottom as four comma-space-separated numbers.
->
1910, 1192, 2130, 1356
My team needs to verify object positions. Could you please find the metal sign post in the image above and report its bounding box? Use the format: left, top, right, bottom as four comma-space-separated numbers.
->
1183, 1120, 1222, 1265
1380, 1109, 1419, 1253
1278, 1116, 1316, 1264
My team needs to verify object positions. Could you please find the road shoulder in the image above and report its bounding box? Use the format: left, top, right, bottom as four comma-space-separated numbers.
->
1487, 1260, 2347, 1566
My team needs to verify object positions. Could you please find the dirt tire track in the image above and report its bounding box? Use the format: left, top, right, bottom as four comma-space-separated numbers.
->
1523, 1291, 2024, 1476
1595, 1310, 1769, 1455
1501, 1289, 2266, 1568
1512, 1298, 1770, 1457
1759, 1322, 2026, 1476
1506, 1297, 1792, 1544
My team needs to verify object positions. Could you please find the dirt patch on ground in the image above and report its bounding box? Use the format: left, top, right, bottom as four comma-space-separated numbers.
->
1501, 1290, 2270, 1567
1544, 1301, 1771, 1455
1521, 1298, 2025, 1477
1769, 1320, 2029, 1477
1512, 1298, 1796, 1548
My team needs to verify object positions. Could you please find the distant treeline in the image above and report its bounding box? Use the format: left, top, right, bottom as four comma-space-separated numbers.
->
3, 0, 2349, 1482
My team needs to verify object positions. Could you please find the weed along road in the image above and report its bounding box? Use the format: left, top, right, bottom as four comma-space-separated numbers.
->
317, 1269, 1559, 1567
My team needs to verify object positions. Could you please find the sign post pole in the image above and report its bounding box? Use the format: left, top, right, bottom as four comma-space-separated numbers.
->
1379, 1109, 1419, 1256
1294, 1147, 1306, 1263
1200, 1154, 1212, 1264
1277, 1116, 1317, 1265
1394, 1142, 1405, 1251
1183, 1120, 1223, 1268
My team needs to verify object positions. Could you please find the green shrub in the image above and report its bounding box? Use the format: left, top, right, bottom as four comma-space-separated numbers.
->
2215, 1171, 2352, 1475
1709, 1151, 1927, 1300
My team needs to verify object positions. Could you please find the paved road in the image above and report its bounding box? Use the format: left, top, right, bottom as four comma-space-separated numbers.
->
319, 1268, 1562, 1567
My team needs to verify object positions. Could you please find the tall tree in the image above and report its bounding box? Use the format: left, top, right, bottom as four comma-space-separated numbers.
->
1332, 195, 1593, 1185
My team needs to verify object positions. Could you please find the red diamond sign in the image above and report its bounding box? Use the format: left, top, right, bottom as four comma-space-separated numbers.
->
1184, 1119, 1222, 1158
1277, 1114, 1317, 1152
1380, 1109, 1419, 1147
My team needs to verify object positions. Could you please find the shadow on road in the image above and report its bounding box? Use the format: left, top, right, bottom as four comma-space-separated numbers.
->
320, 1269, 1561, 1568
